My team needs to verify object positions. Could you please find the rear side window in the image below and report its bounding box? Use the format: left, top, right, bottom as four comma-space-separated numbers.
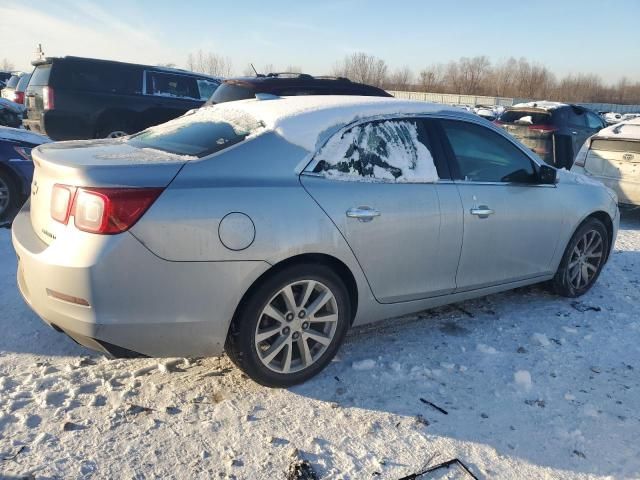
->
128, 107, 264, 157
55, 62, 141, 94
312, 119, 439, 183
441, 120, 537, 183
29, 65, 51, 86
499, 110, 551, 125
147, 71, 199, 99
5, 75, 20, 88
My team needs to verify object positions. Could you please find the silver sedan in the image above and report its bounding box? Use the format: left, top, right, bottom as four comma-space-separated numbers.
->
12, 96, 619, 387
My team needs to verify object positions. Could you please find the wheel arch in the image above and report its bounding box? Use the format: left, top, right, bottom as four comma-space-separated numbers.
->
571, 210, 614, 263
230, 253, 359, 336
94, 108, 138, 138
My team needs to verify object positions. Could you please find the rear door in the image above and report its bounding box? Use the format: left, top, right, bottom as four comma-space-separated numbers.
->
567, 107, 591, 156
301, 117, 463, 303
438, 119, 564, 290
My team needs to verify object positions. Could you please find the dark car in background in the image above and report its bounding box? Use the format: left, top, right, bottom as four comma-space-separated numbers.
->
1, 73, 30, 104
0, 127, 50, 223
205, 73, 392, 105
22, 56, 221, 140
495, 101, 606, 169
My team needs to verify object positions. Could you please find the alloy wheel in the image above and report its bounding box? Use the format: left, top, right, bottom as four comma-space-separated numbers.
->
106, 130, 128, 138
254, 280, 339, 374
567, 229, 604, 290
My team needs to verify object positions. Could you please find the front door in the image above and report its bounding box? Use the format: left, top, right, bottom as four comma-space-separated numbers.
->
438, 119, 565, 290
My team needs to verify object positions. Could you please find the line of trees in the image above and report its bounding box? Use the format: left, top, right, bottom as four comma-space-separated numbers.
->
334, 52, 640, 105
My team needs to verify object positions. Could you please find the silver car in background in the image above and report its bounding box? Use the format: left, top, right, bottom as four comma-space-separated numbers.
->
572, 117, 640, 206
12, 96, 619, 387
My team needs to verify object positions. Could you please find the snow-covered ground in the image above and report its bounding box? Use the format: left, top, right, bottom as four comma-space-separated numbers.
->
1, 212, 640, 479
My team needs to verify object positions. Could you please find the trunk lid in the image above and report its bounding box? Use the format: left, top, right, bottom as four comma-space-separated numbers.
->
30, 139, 190, 245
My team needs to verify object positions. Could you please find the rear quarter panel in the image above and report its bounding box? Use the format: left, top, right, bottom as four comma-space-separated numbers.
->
130, 132, 373, 307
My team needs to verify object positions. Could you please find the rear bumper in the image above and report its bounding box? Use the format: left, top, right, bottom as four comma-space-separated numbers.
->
23, 110, 93, 140
11, 203, 270, 357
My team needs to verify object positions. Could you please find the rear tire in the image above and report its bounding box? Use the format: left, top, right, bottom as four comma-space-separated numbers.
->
0, 170, 20, 225
551, 217, 609, 297
226, 263, 351, 388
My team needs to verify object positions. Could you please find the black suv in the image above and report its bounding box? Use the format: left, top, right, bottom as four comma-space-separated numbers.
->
206, 73, 392, 105
23, 56, 221, 140
496, 102, 606, 169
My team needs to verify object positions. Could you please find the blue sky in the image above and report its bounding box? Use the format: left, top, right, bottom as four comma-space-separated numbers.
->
2, 0, 639, 82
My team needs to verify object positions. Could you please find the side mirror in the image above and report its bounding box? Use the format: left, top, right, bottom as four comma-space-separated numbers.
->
538, 164, 557, 185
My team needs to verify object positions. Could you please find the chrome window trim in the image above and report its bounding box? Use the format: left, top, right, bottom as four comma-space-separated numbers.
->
453, 179, 557, 188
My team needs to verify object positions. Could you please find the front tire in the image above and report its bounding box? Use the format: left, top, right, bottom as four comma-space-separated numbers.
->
551, 217, 609, 297
226, 264, 351, 387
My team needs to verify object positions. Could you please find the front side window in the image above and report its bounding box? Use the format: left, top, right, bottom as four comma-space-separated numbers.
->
128, 107, 264, 157
586, 112, 604, 129
147, 71, 199, 99
312, 119, 439, 183
441, 120, 537, 183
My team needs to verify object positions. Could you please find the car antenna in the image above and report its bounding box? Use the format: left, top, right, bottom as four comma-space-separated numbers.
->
250, 63, 259, 77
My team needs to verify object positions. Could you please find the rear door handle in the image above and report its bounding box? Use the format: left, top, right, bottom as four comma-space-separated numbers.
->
346, 206, 381, 222
571, 131, 578, 135
470, 206, 494, 218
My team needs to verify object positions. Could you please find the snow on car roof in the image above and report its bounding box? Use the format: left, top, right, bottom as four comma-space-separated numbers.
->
0, 126, 50, 145
595, 117, 640, 141
511, 100, 568, 111
203, 95, 464, 151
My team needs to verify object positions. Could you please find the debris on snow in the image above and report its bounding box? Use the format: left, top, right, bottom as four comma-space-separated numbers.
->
570, 301, 602, 313
419, 398, 449, 415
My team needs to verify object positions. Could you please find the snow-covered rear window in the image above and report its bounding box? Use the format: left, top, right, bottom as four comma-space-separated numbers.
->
128, 107, 264, 158
312, 119, 439, 183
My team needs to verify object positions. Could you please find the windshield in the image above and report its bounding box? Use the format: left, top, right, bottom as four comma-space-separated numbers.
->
128, 106, 264, 157
499, 110, 551, 125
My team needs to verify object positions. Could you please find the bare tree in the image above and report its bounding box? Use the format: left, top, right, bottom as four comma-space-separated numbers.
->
1, 58, 14, 72
418, 64, 445, 93
386, 66, 413, 90
333, 52, 388, 87
186, 50, 233, 77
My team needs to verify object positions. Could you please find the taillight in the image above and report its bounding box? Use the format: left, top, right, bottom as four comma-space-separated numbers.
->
14, 91, 25, 104
528, 124, 558, 133
43, 86, 55, 110
51, 184, 76, 224
50, 185, 163, 234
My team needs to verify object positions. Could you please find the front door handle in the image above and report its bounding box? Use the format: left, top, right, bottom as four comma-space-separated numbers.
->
470, 206, 494, 218
346, 206, 381, 222
571, 131, 578, 135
